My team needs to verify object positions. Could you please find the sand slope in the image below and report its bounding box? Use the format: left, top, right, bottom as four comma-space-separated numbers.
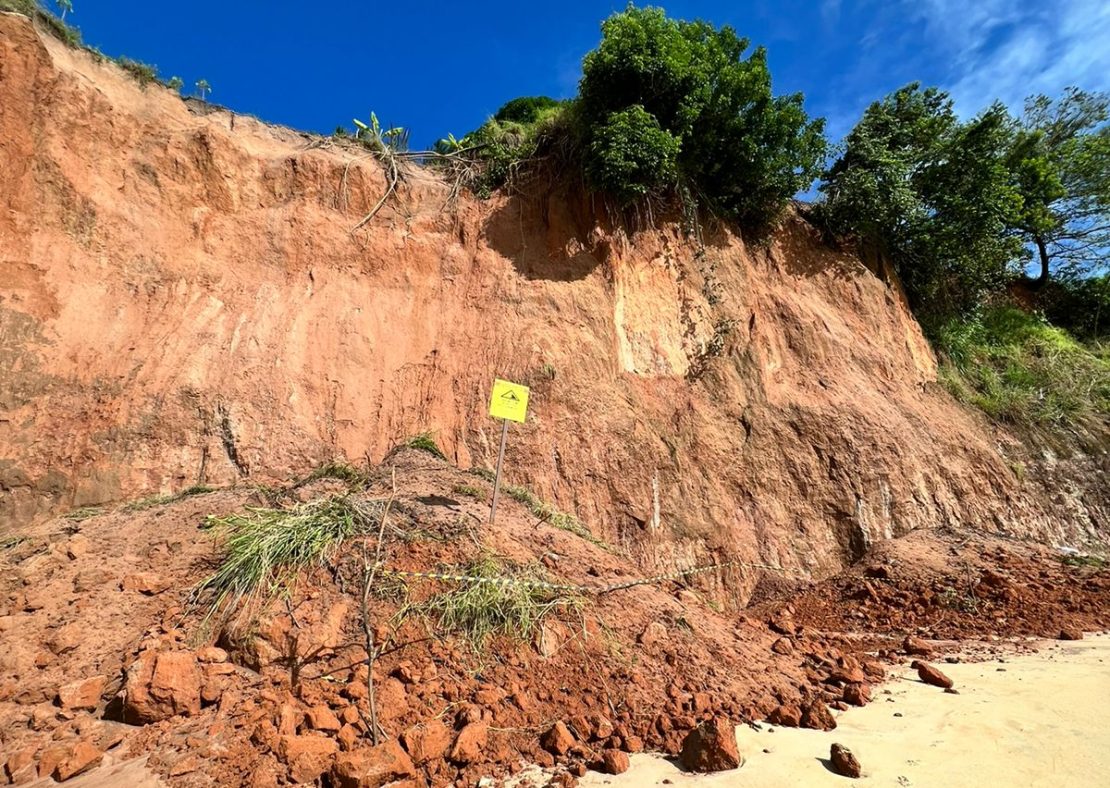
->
581, 635, 1110, 787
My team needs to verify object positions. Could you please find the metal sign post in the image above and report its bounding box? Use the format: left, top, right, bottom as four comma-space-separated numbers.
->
487, 378, 530, 525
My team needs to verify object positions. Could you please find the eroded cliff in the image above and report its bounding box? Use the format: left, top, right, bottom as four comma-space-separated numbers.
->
1, 13, 1105, 586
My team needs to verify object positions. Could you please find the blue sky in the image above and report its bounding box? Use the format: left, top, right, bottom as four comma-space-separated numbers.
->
59, 0, 1110, 150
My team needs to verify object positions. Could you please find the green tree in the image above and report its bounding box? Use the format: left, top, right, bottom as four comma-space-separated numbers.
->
167, 75, 183, 92
1006, 88, 1110, 285
577, 5, 825, 230
195, 79, 211, 101
820, 83, 1023, 327
56, 0, 71, 20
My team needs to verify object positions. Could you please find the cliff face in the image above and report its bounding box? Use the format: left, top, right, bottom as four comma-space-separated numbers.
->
1, 13, 1105, 584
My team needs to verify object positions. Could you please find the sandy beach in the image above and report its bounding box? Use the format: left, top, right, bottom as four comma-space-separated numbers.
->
580, 635, 1110, 788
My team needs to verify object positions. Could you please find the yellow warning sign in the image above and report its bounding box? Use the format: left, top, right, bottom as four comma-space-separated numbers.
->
489, 378, 530, 423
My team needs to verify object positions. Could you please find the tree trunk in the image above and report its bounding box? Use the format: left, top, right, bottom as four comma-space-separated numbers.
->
1033, 236, 1050, 288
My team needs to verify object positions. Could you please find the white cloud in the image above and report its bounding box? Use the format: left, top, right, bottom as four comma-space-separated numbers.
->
909, 0, 1110, 115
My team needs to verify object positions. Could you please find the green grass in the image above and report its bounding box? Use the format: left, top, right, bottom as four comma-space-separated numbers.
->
63, 506, 104, 522
452, 484, 487, 501
196, 495, 376, 620
468, 467, 496, 482
300, 461, 368, 488
0, 535, 27, 551
1060, 554, 1107, 569
937, 305, 1110, 429
122, 484, 216, 512
503, 484, 606, 548
115, 56, 158, 87
416, 555, 582, 649
405, 431, 447, 460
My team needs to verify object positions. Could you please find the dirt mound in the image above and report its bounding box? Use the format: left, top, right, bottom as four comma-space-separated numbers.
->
1, 451, 1106, 786
774, 530, 1110, 641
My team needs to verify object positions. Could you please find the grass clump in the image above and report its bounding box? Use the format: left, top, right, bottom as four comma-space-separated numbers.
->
417, 555, 581, 648
196, 495, 375, 619
503, 484, 605, 547
300, 461, 368, 488
405, 432, 447, 460
63, 506, 103, 522
1060, 553, 1107, 569
122, 484, 216, 512
115, 56, 158, 87
452, 484, 486, 501
937, 305, 1110, 429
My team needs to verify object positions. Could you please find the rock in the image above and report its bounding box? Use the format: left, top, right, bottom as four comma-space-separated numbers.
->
911, 660, 954, 689
678, 717, 742, 773
903, 635, 932, 657
767, 704, 802, 727
541, 721, 576, 756
196, 646, 229, 663
638, 622, 667, 647
53, 741, 103, 782
278, 735, 339, 784
768, 612, 797, 636
623, 735, 644, 753
56, 675, 107, 711
593, 715, 615, 741
330, 740, 415, 788
828, 666, 867, 685
123, 651, 201, 723
1058, 627, 1083, 641
65, 535, 91, 560
830, 743, 861, 778
771, 637, 794, 655
843, 683, 871, 707
594, 749, 630, 775
120, 573, 170, 595
46, 624, 83, 656
800, 701, 837, 731
449, 721, 488, 764
864, 565, 890, 579
305, 704, 342, 732
400, 719, 452, 764
4, 744, 36, 784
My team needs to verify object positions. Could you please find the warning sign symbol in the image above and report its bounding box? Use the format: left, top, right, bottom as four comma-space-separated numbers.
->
489, 379, 530, 423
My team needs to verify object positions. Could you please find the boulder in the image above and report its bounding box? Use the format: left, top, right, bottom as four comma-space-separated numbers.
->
678, 717, 742, 773
56, 675, 107, 711
52, 741, 103, 782
448, 721, 488, 764
123, 651, 201, 723
903, 635, 932, 657
330, 740, 415, 788
400, 719, 452, 764
1058, 627, 1083, 641
830, 743, 861, 778
800, 701, 837, 731
771, 637, 794, 655
305, 705, 342, 733
594, 748, 630, 775
767, 704, 802, 727
911, 660, 954, 689
843, 683, 872, 707
638, 622, 667, 647
541, 721, 576, 756
120, 573, 169, 596
278, 735, 339, 784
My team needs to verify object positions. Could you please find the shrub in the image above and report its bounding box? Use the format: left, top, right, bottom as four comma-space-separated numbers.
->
416, 555, 581, 648
494, 96, 563, 124
585, 105, 681, 204
116, 56, 158, 87
405, 431, 447, 460
936, 305, 1110, 428
1040, 274, 1110, 340
577, 5, 825, 229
